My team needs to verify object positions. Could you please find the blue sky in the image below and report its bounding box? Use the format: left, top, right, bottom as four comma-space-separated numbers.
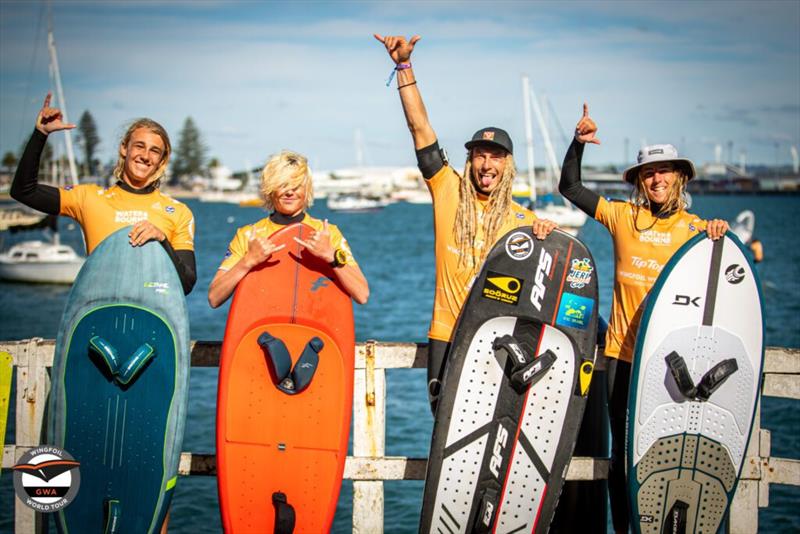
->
1, 1, 798, 172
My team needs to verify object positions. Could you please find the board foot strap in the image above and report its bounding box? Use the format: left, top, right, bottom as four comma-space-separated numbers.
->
492, 334, 557, 391
272, 492, 296, 534
88, 337, 156, 387
663, 499, 689, 534
665, 351, 738, 401
258, 332, 324, 395
103, 498, 121, 534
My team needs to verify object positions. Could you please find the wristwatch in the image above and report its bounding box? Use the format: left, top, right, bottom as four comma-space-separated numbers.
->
330, 248, 347, 268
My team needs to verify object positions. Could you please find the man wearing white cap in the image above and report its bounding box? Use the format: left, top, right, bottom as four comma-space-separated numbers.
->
374, 33, 557, 413
559, 104, 729, 533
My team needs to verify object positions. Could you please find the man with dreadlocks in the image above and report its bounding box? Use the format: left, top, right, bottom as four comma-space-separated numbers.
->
560, 103, 729, 533
375, 34, 557, 414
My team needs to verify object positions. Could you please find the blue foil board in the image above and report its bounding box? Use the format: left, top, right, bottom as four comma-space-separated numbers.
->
48, 227, 190, 533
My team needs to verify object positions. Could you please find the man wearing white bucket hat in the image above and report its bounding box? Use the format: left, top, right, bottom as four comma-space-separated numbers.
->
558, 104, 729, 533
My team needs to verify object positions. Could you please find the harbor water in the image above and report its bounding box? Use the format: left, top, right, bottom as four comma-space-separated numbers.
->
1, 194, 798, 532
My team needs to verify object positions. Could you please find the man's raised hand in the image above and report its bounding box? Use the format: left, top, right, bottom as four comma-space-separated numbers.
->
574, 103, 600, 145
35, 93, 76, 135
373, 34, 421, 64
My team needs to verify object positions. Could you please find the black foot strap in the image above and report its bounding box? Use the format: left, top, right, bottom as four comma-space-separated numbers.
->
662, 499, 689, 534
259, 331, 324, 395
471, 487, 499, 533
492, 334, 557, 390
666, 351, 738, 402
272, 492, 295, 534
665, 351, 698, 399
695, 358, 738, 401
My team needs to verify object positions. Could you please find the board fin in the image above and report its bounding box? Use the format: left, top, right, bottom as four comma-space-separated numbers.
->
103, 498, 121, 534
272, 492, 296, 534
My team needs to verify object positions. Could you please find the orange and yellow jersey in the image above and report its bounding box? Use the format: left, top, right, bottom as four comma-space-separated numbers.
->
217, 213, 358, 272
596, 197, 707, 362
427, 165, 536, 342
59, 183, 195, 254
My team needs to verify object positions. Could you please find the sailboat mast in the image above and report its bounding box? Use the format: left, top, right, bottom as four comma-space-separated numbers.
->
529, 85, 561, 190
521, 76, 536, 203
47, 12, 78, 186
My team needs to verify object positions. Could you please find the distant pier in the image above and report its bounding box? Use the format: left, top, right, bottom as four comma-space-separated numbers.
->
2, 339, 798, 533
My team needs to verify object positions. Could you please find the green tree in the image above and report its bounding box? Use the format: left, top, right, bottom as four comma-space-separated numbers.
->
77, 110, 100, 176
171, 117, 207, 185
2, 151, 17, 169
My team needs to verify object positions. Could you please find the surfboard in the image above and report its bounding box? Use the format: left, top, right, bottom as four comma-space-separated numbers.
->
47, 227, 190, 533
419, 228, 599, 534
628, 232, 764, 534
217, 222, 355, 533
731, 210, 755, 245
0, 351, 11, 475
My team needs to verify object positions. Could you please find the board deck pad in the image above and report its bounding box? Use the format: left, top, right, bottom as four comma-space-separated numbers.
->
420, 228, 599, 534
217, 223, 355, 533
628, 232, 764, 534
48, 227, 190, 533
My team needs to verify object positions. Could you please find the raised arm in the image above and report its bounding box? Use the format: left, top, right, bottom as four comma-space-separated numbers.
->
559, 103, 602, 217
374, 34, 436, 150
10, 93, 75, 214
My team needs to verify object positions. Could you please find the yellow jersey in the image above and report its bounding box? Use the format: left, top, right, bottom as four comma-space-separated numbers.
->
596, 197, 707, 362
217, 213, 357, 272
427, 165, 536, 342
59, 183, 195, 254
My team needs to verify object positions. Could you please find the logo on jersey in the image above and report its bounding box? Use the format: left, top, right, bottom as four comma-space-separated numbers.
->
556, 292, 594, 330
725, 264, 746, 284
114, 210, 148, 224
516, 212, 525, 220
530, 248, 553, 311
505, 231, 534, 260
639, 229, 672, 246
631, 256, 664, 272
489, 424, 509, 478
64, 185, 74, 191
165, 206, 175, 214
482, 272, 523, 305
566, 257, 593, 289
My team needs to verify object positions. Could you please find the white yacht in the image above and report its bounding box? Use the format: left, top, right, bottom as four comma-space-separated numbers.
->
0, 233, 84, 284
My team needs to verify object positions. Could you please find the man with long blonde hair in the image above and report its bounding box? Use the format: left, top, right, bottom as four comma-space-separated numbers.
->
374, 34, 556, 413
11, 93, 196, 294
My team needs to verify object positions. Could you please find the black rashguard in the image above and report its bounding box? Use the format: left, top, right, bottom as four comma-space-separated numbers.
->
558, 139, 601, 217
10, 130, 197, 295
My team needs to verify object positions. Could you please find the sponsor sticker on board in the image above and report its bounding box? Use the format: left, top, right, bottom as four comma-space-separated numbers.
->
504, 231, 533, 261
566, 257, 593, 289
481, 271, 523, 305
725, 264, 746, 284
556, 292, 594, 330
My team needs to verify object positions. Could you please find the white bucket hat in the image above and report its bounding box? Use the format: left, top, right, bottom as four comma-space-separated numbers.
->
622, 144, 696, 184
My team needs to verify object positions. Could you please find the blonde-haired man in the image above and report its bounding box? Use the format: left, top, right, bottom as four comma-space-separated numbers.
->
11, 93, 196, 294
374, 34, 556, 413
208, 150, 369, 308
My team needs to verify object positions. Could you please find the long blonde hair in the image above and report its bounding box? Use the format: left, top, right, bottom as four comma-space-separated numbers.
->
259, 150, 314, 211
631, 167, 689, 232
453, 152, 516, 270
113, 118, 171, 187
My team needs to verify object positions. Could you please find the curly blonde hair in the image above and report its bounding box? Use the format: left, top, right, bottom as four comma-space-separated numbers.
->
453, 152, 516, 270
631, 166, 689, 232
113, 118, 171, 187
259, 150, 315, 211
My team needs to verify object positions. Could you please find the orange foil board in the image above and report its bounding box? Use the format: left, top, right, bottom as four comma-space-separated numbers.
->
217, 223, 355, 533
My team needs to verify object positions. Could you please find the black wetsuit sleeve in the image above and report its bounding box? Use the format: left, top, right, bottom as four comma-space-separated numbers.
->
416, 141, 445, 179
160, 239, 197, 295
10, 130, 60, 215
558, 139, 601, 217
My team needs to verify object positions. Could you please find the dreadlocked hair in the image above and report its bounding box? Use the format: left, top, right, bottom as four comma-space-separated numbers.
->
630, 166, 689, 232
453, 152, 516, 270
